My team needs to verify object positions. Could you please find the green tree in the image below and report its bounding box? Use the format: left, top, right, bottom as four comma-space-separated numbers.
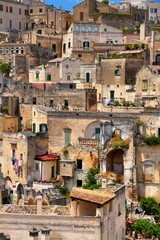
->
133, 219, 160, 239
0, 62, 11, 77
140, 197, 160, 215
83, 168, 101, 190
102, 0, 109, 4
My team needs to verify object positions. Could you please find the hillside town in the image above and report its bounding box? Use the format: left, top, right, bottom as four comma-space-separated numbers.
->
0, 0, 160, 239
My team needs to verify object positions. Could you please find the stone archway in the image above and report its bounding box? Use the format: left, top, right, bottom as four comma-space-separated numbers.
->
17, 183, 24, 205
106, 149, 125, 175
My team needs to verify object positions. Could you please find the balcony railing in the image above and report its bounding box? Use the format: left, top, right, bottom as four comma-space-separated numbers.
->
78, 137, 100, 147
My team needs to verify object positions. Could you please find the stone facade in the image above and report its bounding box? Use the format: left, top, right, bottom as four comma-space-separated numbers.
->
0, 0, 28, 32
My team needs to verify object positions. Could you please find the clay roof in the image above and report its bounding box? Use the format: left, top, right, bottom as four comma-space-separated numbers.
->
70, 187, 114, 205
35, 154, 60, 161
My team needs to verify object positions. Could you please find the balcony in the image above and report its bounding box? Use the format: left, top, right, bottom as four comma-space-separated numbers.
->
78, 137, 100, 147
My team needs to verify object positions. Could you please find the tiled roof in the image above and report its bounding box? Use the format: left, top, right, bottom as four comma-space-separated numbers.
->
31, 83, 52, 91
70, 187, 114, 205
35, 154, 60, 161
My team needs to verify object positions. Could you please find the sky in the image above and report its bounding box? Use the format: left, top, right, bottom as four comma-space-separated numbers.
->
45, 0, 160, 11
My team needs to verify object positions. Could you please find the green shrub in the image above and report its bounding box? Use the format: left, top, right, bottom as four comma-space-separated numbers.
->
83, 168, 101, 190
144, 135, 160, 146
140, 197, 160, 215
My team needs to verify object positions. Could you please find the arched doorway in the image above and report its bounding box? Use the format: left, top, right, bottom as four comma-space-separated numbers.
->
17, 183, 24, 205
106, 149, 125, 175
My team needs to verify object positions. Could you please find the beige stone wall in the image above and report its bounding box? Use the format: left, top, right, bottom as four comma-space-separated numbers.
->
0, 0, 28, 32
32, 106, 47, 133
0, 214, 101, 240
136, 145, 160, 201
2, 132, 36, 186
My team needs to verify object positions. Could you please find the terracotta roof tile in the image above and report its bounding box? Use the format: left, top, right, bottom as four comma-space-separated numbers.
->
35, 154, 60, 161
70, 187, 114, 205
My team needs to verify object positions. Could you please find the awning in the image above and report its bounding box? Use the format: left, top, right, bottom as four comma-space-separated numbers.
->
35, 154, 60, 161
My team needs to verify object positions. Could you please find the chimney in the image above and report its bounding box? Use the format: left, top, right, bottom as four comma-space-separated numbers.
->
41, 226, 51, 240
29, 228, 39, 240
37, 196, 42, 214
102, 179, 106, 189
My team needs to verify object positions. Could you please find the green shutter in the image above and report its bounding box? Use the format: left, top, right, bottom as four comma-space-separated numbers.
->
36, 72, 39, 79
95, 128, 100, 140
47, 74, 51, 81
65, 131, 71, 145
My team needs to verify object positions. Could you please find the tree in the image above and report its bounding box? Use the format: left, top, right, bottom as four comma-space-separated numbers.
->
83, 168, 101, 190
132, 219, 160, 239
0, 62, 11, 77
140, 197, 160, 215
102, 0, 109, 5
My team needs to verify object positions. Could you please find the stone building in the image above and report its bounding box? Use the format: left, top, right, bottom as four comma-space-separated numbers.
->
0, 0, 28, 32
135, 65, 160, 107
73, 0, 117, 23
29, 57, 84, 84
148, 2, 160, 23
0, 184, 125, 240
47, 110, 138, 198
27, 3, 72, 34
62, 22, 123, 62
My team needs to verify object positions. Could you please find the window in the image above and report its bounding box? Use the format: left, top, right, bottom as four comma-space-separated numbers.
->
142, 80, 148, 91
38, 43, 41, 47
12, 149, 15, 158
32, 97, 37, 105
6, 6, 8, 12
0, 5, 3, 11
66, 20, 69, 30
50, 100, 53, 106
19, 8, 21, 15
30, 9, 33, 14
142, 161, 154, 182
47, 74, 51, 81
115, 68, 120, 76
35, 163, 39, 170
37, 29, 42, 34
109, 201, 113, 212
20, 154, 23, 160
81, 26, 86, 32
104, 28, 107, 32
64, 128, 71, 145
95, 128, 100, 140
51, 166, 55, 179
77, 180, 82, 187
77, 159, 82, 170
117, 84, 119, 88
11, 48, 14, 54
75, 25, 80, 32
19, 22, 21, 30
70, 84, 73, 89
0, 19, 2, 24
36, 72, 39, 79
80, 12, 84, 21
52, 44, 56, 52
86, 72, 90, 83
10, 7, 12, 13
10, 20, 12, 29
67, 75, 70, 80
94, 26, 98, 32
64, 99, 68, 109
83, 41, 89, 49
152, 84, 156, 91
25, 9, 28, 15
39, 124, 47, 133
158, 128, 160, 136
63, 43, 66, 53
68, 42, 71, 49
32, 123, 36, 133
88, 26, 92, 32
99, 55, 103, 64
16, 47, 19, 54
66, 65, 69, 69
39, 8, 43, 13
5, 48, 9, 54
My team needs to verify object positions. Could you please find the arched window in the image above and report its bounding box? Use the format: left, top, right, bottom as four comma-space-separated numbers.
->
68, 42, 71, 49
81, 26, 86, 32
94, 26, 99, 32
75, 25, 80, 32
88, 26, 92, 32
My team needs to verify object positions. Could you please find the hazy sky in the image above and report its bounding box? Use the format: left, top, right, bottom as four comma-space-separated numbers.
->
45, 0, 160, 11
